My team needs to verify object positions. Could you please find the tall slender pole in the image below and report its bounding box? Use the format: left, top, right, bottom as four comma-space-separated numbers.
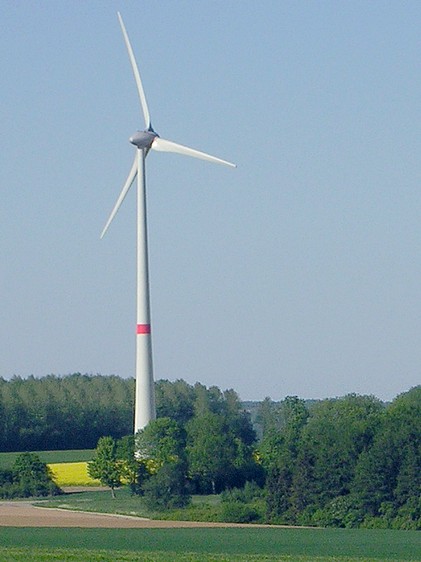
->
134, 148, 156, 434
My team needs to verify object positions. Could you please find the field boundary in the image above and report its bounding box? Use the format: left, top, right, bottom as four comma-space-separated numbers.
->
0, 499, 320, 529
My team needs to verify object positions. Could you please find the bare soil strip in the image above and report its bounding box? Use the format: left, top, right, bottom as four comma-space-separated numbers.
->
0, 501, 281, 528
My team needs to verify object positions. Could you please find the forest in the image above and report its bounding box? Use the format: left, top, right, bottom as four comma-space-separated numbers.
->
0, 374, 419, 529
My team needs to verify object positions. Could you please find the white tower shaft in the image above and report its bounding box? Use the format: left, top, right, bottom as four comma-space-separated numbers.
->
134, 148, 156, 433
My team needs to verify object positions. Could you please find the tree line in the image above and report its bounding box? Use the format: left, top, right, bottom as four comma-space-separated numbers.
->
0, 374, 134, 451
0, 375, 257, 458
83, 380, 419, 529
86, 378, 262, 498
258, 388, 420, 529
87, 381, 421, 529
85, 383, 419, 529
0, 374, 419, 529
88, 396, 262, 506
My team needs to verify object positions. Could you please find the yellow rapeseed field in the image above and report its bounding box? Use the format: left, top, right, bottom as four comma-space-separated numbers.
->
48, 462, 100, 487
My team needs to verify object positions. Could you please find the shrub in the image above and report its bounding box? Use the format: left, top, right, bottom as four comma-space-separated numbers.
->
310, 495, 365, 528
158, 503, 221, 522
0, 470, 14, 487
0, 453, 62, 498
392, 497, 421, 530
219, 500, 261, 523
142, 462, 190, 511
0, 471, 22, 499
221, 481, 265, 504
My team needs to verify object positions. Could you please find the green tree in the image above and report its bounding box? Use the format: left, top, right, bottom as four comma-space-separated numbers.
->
135, 417, 185, 473
394, 442, 421, 509
255, 397, 279, 440
0, 453, 62, 498
115, 435, 148, 495
142, 461, 190, 511
155, 379, 195, 425
352, 386, 421, 526
296, 394, 383, 508
186, 412, 237, 494
134, 418, 190, 508
222, 389, 256, 446
260, 397, 309, 522
88, 436, 122, 498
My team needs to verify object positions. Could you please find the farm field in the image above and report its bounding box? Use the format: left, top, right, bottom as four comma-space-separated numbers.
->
0, 526, 419, 561
0, 548, 415, 562
0, 449, 100, 487
38, 488, 222, 520
48, 461, 100, 486
0, 449, 94, 469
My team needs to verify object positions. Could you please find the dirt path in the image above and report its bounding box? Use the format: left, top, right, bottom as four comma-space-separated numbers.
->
0, 501, 278, 528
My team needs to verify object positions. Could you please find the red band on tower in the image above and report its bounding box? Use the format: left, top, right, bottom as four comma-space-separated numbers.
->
137, 324, 151, 334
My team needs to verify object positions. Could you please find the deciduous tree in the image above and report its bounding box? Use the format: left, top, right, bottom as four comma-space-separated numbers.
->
88, 436, 122, 498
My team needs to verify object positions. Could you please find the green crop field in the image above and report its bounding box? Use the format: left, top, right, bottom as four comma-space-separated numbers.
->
0, 449, 94, 469
37, 488, 222, 520
0, 548, 317, 561
0, 527, 420, 561
0, 548, 415, 562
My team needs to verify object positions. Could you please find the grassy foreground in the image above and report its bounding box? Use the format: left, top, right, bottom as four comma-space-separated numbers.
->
0, 547, 410, 562
0, 547, 415, 562
0, 527, 419, 561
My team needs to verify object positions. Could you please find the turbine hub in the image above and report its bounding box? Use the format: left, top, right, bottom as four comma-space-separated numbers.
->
129, 130, 158, 149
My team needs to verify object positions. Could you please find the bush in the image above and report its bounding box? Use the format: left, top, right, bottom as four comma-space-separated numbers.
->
0, 453, 62, 498
310, 495, 365, 528
0, 475, 22, 499
392, 497, 421, 530
219, 483, 265, 523
221, 481, 265, 504
219, 500, 261, 523
360, 515, 390, 529
142, 462, 190, 511
158, 503, 221, 522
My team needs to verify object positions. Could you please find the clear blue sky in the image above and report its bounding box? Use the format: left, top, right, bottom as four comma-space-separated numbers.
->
1, 1, 420, 401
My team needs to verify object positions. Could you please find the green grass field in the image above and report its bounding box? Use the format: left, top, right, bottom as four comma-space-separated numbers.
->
0, 547, 405, 562
0, 527, 419, 561
0, 547, 415, 562
37, 488, 223, 520
0, 548, 324, 562
0, 449, 94, 469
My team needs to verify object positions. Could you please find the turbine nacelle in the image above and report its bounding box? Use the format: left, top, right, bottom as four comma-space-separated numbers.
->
129, 130, 158, 150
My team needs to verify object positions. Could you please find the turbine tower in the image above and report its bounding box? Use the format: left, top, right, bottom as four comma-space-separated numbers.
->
101, 13, 236, 434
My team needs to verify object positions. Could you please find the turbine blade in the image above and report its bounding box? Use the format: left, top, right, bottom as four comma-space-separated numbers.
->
117, 12, 151, 130
100, 154, 138, 239
151, 137, 236, 168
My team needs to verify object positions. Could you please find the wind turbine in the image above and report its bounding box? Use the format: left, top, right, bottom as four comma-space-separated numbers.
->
101, 13, 236, 434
